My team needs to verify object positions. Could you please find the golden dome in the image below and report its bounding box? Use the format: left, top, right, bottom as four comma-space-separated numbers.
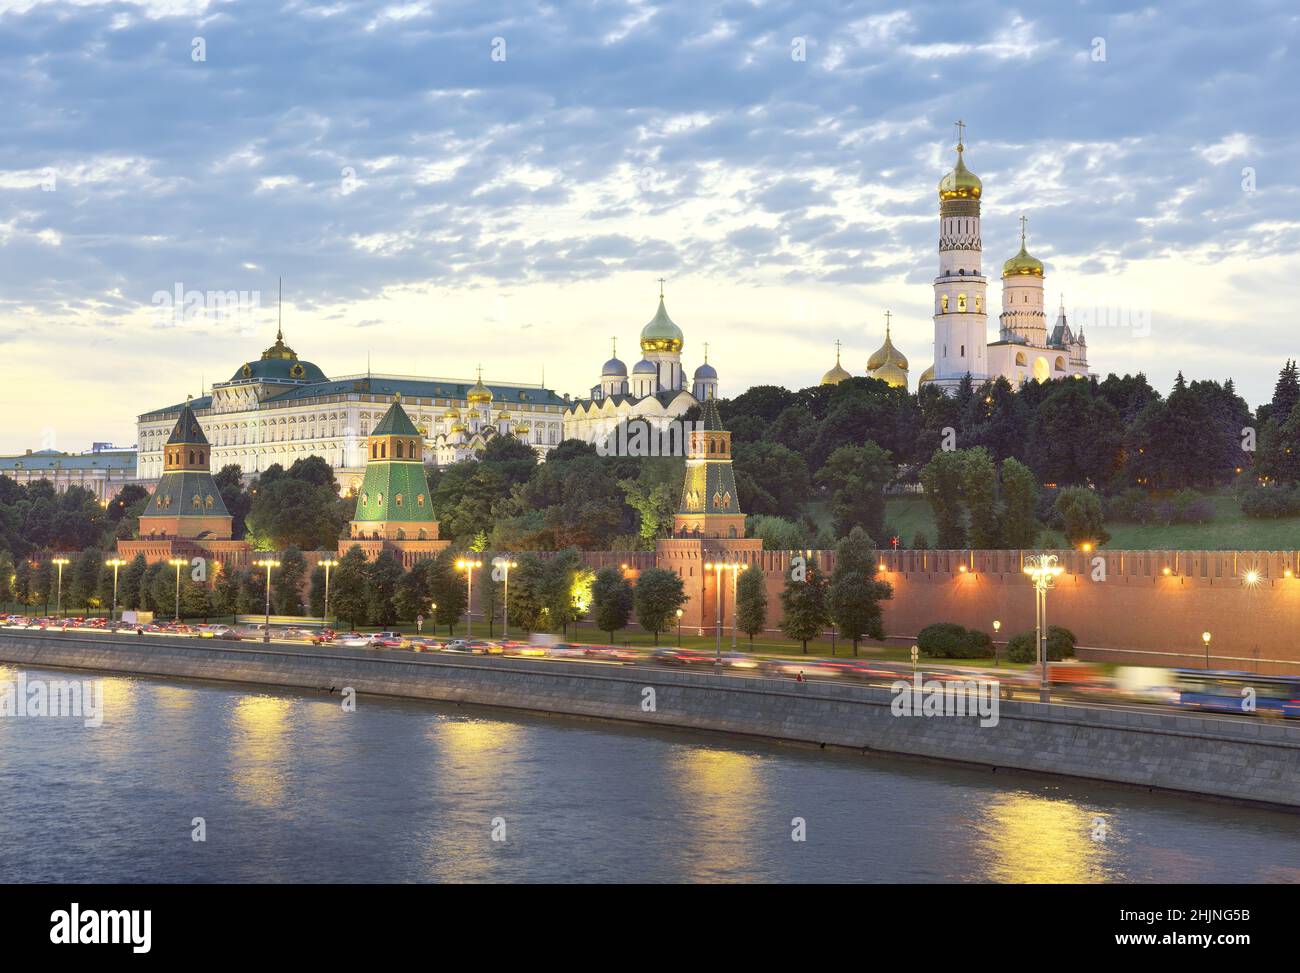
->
498, 409, 512, 421
820, 341, 852, 385
874, 360, 908, 389
443, 406, 461, 419
466, 367, 493, 404
513, 420, 531, 435
640, 292, 684, 354
450, 419, 466, 434
918, 363, 936, 386
1003, 220, 1044, 277
867, 316, 908, 374
938, 144, 982, 201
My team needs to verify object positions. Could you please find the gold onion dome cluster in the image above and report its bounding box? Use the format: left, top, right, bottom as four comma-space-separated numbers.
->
640, 296, 684, 353
938, 145, 982, 200
466, 375, 493, 404
867, 330, 908, 373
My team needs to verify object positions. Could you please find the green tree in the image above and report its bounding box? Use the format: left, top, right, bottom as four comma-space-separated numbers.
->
69, 547, 104, 613
0, 551, 14, 608
428, 548, 468, 634
619, 461, 681, 549
30, 559, 53, 615
365, 551, 404, 626
960, 447, 1000, 549
920, 450, 967, 549
330, 545, 369, 629
633, 567, 687, 645
120, 554, 148, 611
826, 527, 893, 656
1000, 458, 1041, 549
816, 442, 893, 540
1053, 487, 1110, 548
591, 566, 633, 641
780, 558, 828, 654
245, 477, 345, 551
271, 546, 308, 615
308, 563, 328, 619
735, 564, 768, 645
179, 579, 211, 621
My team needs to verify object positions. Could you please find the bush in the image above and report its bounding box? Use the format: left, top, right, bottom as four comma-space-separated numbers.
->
1241, 485, 1300, 519
1005, 625, 1077, 663
917, 622, 993, 659
1105, 487, 1156, 524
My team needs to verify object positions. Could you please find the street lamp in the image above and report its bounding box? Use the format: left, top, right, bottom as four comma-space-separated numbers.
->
168, 558, 187, 621
455, 558, 482, 638
104, 558, 126, 624
992, 619, 1001, 668
675, 608, 683, 645
494, 557, 518, 637
253, 558, 280, 643
51, 557, 69, 619
1023, 554, 1063, 702
704, 561, 727, 665
318, 558, 338, 630
1202, 630, 1212, 670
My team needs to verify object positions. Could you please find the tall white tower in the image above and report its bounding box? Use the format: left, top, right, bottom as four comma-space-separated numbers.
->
931, 122, 989, 392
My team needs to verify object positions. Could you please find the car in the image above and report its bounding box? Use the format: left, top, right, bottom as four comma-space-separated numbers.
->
442, 639, 484, 654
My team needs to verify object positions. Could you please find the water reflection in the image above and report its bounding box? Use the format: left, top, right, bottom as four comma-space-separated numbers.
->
973, 793, 1120, 883
669, 746, 765, 882
229, 694, 293, 808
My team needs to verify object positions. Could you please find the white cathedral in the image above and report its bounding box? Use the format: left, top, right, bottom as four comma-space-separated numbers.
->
563, 281, 720, 441
920, 127, 1091, 391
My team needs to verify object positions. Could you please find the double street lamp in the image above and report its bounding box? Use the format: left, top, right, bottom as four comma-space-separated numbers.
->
253, 558, 280, 643
104, 558, 126, 624
318, 558, 339, 630
51, 557, 69, 619
493, 557, 518, 637
455, 558, 482, 638
168, 558, 187, 621
703, 559, 749, 664
1023, 554, 1063, 702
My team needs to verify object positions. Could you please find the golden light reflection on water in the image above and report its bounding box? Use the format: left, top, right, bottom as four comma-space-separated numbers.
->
421, 717, 520, 882
152, 685, 196, 713
670, 746, 765, 882
230, 695, 293, 808
973, 792, 1119, 883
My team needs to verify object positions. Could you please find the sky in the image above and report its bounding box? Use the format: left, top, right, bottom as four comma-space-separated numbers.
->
0, 0, 1297, 453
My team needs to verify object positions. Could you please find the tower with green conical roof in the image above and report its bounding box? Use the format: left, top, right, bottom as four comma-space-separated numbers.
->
348, 394, 440, 544
138, 397, 233, 539
674, 397, 746, 539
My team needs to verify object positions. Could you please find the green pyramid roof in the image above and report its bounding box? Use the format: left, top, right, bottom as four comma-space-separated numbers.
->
371, 398, 420, 437
166, 400, 209, 446
698, 396, 725, 431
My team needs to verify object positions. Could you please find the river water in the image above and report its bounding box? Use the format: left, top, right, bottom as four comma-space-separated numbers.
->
0, 665, 1296, 883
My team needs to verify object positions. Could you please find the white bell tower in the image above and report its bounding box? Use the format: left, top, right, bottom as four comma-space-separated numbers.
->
932, 121, 989, 392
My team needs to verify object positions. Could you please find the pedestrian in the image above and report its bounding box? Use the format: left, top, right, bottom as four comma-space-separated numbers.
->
795, 670, 805, 683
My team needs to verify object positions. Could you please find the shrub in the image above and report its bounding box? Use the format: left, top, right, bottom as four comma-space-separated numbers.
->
1241, 485, 1300, 519
1105, 487, 1155, 524
1005, 625, 1077, 663
917, 622, 993, 659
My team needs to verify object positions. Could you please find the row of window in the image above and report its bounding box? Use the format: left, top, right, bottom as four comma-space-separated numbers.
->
939, 294, 982, 313
359, 492, 427, 509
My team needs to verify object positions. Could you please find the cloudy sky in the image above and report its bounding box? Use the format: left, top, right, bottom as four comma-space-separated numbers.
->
0, 0, 1296, 453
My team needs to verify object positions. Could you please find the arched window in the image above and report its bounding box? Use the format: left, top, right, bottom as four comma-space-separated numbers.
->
396, 440, 404, 459
1055, 356, 1066, 372
370, 442, 377, 459
417, 494, 426, 506
395, 494, 403, 508
957, 294, 967, 312
1015, 351, 1027, 366
941, 294, 949, 313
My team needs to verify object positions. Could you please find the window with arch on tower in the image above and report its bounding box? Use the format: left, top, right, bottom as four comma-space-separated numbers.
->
957, 294, 967, 313
941, 295, 949, 313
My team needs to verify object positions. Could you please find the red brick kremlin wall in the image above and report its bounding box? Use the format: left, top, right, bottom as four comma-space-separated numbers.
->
576, 547, 1300, 674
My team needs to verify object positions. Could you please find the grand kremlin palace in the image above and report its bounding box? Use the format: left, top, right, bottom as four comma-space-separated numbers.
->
133, 289, 720, 492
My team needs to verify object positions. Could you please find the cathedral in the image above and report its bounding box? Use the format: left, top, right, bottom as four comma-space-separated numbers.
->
563, 282, 720, 442
820, 126, 1092, 392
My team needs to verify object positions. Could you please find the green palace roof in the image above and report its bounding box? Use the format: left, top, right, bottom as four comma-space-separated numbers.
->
262, 376, 565, 406
0, 450, 136, 472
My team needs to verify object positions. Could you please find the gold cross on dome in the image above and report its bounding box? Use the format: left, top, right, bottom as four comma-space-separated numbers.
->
884, 309, 892, 335
657, 277, 666, 298
1020, 213, 1028, 246
954, 119, 966, 149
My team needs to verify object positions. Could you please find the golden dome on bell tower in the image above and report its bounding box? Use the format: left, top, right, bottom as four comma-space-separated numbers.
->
938, 122, 982, 201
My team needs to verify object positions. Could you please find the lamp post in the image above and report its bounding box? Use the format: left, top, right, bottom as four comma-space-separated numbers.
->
675, 608, 683, 645
104, 558, 126, 624
1202, 630, 1212, 670
992, 619, 1001, 667
455, 558, 482, 638
168, 558, 187, 621
728, 562, 747, 649
52, 557, 69, 619
495, 557, 518, 638
704, 560, 727, 666
253, 558, 280, 643
1023, 554, 1063, 702
318, 558, 338, 630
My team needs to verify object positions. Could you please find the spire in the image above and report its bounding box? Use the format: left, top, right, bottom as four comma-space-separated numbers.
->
658, 276, 666, 299
1020, 213, 1028, 249
884, 309, 892, 338
954, 118, 966, 153
277, 276, 283, 343
703, 341, 709, 364
835, 339, 841, 364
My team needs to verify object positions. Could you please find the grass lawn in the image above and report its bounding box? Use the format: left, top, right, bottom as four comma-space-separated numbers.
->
885, 491, 1300, 551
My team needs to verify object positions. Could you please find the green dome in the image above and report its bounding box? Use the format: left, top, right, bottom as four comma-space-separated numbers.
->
231, 331, 327, 383
640, 297, 684, 353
